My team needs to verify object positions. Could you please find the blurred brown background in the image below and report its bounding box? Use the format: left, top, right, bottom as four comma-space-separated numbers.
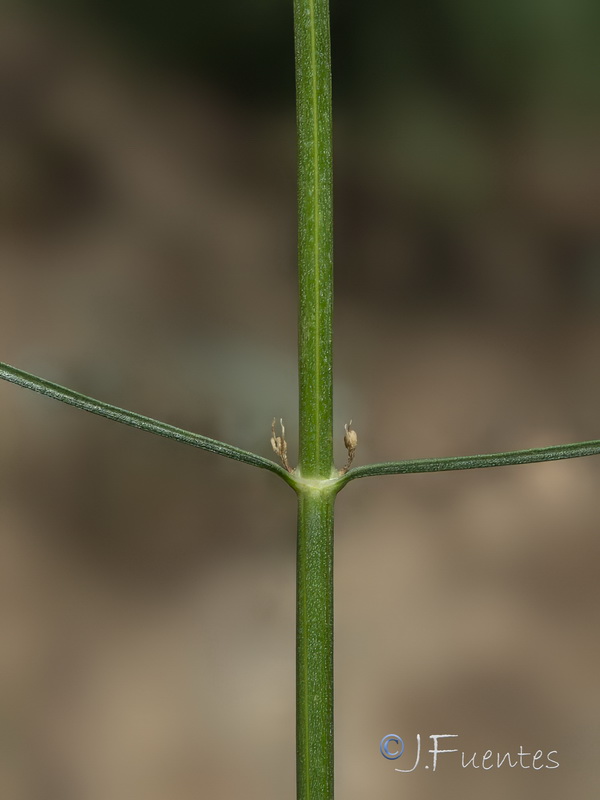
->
1, 0, 599, 798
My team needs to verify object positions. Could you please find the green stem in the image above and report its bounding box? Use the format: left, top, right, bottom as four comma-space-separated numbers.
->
296, 488, 335, 800
294, 0, 335, 797
339, 438, 600, 485
0, 361, 294, 485
295, 0, 334, 480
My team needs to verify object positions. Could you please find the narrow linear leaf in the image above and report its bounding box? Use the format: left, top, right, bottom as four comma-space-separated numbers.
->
0, 361, 293, 484
341, 439, 600, 485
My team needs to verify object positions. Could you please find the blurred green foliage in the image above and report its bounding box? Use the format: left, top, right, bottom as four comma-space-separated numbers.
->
16, 0, 599, 313
30, 0, 600, 108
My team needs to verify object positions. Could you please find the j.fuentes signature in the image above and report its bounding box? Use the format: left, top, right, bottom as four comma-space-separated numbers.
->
380, 734, 559, 772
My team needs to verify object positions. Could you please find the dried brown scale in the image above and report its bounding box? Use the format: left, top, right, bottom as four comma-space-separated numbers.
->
271, 417, 294, 473
340, 420, 357, 474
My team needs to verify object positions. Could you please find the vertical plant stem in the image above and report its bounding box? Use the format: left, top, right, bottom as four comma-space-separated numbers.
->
294, 0, 335, 797
296, 489, 335, 800
294, 0, 334, 480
